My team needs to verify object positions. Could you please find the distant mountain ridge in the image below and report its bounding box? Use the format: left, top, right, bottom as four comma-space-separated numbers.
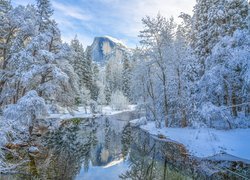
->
88, 36, 128, 65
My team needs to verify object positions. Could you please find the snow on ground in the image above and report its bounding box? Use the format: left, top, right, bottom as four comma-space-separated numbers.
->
130, 117, 147, 127
140, 121, 250, 161
48, 105, 137, 120
101, 105, 136, 115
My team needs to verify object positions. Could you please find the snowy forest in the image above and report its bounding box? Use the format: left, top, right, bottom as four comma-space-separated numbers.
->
0, 0, 250, 179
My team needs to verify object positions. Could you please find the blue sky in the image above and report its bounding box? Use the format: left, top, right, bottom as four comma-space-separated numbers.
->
12, 0, 196, 48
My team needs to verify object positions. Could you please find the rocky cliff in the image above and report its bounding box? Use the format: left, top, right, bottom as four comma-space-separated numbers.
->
88, 36, 129, 65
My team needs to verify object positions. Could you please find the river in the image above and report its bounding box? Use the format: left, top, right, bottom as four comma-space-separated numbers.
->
1, 115, 191, 180
1, 114, 249, 180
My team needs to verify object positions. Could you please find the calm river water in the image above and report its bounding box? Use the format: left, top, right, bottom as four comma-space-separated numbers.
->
1, 116, 191, 180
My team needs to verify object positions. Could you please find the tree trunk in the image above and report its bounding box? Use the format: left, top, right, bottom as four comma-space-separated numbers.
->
232, 88, 237, 117
181, 109, 187, 127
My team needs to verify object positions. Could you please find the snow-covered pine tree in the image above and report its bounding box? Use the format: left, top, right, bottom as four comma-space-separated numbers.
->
224, 0, 248, 35
28, 0, 78, 107
0, 0, 82, 145
1, 0, 79, 108
0, 0, 12, 66
37, 0, 53, 32
194, 0, 250, 128
104, 56, 123, 104
122, 56, 132, 101
0, 0, 12, 102
193, 0, 249, 74
193, 0, 213, 74
84, 46, 100, 102
0, 4, 38, 106
104, 62, 112, 104
70, 35, 86, 87
90, 63, 99, 101
84, 47, 93, 90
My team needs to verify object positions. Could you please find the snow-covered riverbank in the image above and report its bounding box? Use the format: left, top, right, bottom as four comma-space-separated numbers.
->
139, 121, 250, 162
47, 105, 137, 120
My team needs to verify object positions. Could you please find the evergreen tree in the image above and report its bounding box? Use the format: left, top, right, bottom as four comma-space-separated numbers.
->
104, 62, 112, 104
193, 0, 249, 74
90, 63, 99, 101
1, 0, 79, 108
193, 0, 213, 74
37, 0, 53, 32
122, 57, 132, 101
0, 0, 12, 98
84, 46, 99, 102
0, 0, 12, 64
193, 0, 249, 127
70, 35, 85, 88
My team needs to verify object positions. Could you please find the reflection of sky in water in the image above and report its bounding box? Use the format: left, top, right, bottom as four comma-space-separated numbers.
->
76, 161, 129, 180
1, 115, 193, 180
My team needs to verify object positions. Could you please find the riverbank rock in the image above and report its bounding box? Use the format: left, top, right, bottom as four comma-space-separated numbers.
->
28, 146, 39, 154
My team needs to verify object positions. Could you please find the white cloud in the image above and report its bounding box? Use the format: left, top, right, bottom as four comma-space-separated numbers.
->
88, 0, 196, 41
52, 1, 92, 21
11, 0, 197, 47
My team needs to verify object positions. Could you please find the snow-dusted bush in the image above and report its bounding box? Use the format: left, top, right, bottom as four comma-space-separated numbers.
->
110, 91, 129, 110
2, 90, 47, 143
90, 100, 98, 114
0, 116, 8, 146
130, 117, 147, 127
199, 102, 232, 129
198, 102, 250, 129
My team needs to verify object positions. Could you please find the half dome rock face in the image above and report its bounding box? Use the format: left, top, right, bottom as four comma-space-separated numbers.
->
89, 36, 127, 65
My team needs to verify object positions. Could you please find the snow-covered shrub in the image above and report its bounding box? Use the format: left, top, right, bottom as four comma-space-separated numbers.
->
110, 91, 129, 110
0, 116, 8, 146
2, 90, 47, 143
199, 102, 232, 129
90, 100, 98, 114
130, 117, 147, 127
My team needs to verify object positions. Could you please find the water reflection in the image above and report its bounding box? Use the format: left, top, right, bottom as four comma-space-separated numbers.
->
120, 131, 191, 180
38, 119, 98, 179
1, 116, 191, 180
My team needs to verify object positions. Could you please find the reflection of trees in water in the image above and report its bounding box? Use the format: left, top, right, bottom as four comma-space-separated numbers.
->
121, 123, 132, 158
92, 117, 125, 166
120, 131, 190, 180
90, 117, 132, 168
120, 136, 158, 180
104, 117, 111, 150
33, 119, 98, 179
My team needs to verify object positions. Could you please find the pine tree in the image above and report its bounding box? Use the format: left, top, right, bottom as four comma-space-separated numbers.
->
194, 0, 250, 126
1, 0, 79, 108
37, 0, 53, 32
70, 35, 86, 87
224, 0, 248, 35
193, 0, 213, 74
0, 4, 38, 106
104, 62, 112, 104
0, 0, 12, 99
90, 63, 99, 101
193, 0, 248, 74
0, 0, 11, 14
84, 47, 94, 91
122, 57, 131, 101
